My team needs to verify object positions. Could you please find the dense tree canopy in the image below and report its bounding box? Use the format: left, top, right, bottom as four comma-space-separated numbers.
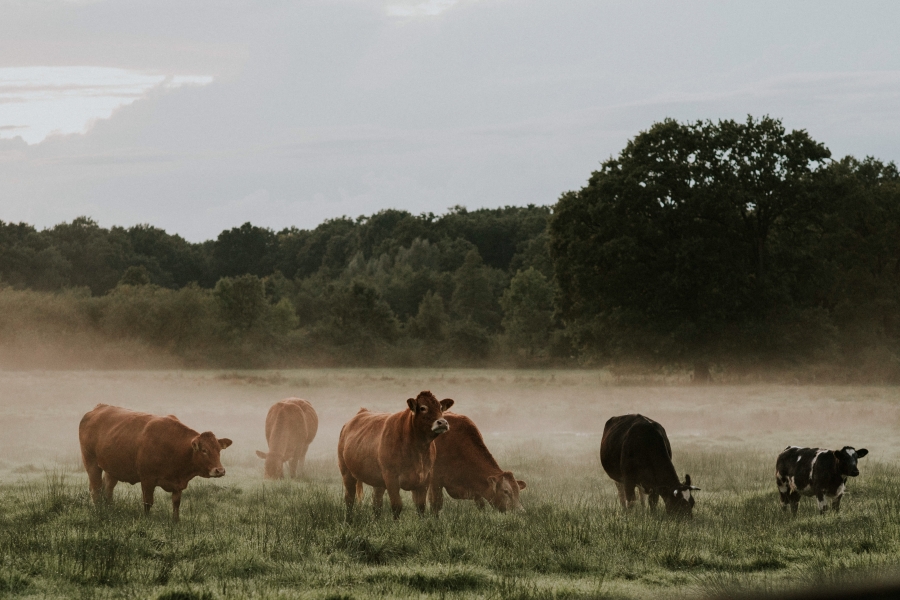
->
551, 117, 834, 371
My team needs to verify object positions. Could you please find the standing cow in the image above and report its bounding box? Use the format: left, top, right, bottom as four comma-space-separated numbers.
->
600, 414, 699, 517
255, 398, 318, 479
337, 391, 453, 519
775, 445, 868, 515
79, 404, 232, 521
429, 413, 526, 514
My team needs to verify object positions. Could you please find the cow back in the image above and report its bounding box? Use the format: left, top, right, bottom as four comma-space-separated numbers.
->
433, 413, 501, 485
79, 404, 200, 485
601, 414, 676, 486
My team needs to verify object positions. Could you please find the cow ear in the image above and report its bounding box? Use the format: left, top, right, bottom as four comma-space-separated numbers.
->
857, 448, 869, 458
517, 480, 527, 490
487, 475, 499, 490
684, 474, 692, 487
407, 398, 417, 412
440, 398, 454, 411
689, 486, 701, 491
255, 450, 267, 459
191, 439, 201, 452
218, 438, 233, 450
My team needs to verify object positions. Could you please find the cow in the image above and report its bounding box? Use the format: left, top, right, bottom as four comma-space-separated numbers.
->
255, 398, 318, 479
775, 445, 869, 515
78, 404, 232, 522
600, 414, 699, 518
429, 413, 526, 514
337, 390, 453, 519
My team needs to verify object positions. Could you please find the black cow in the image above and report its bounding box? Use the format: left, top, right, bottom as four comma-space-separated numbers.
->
600, 414, 699, 517
775, 445, 868, 515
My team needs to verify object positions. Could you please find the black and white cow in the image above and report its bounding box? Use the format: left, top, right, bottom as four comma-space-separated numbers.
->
775, 446, 868, 515
600, 414, 699, 517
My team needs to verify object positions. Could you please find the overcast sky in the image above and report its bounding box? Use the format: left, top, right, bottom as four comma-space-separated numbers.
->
1, 0, 899, 242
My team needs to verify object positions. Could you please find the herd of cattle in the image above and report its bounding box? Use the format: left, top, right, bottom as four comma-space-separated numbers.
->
76, 391, 868, 522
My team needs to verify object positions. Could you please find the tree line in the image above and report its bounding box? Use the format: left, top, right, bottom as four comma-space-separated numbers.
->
2, 116, 899, 379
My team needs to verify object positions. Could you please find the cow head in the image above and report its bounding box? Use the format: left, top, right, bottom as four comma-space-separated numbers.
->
407, 391, 453, 438
664, 474, 699, 518
836, 446, 868, 477
191, 431, 232, 478
255, 450, 284, 480
486, 471, 527, 513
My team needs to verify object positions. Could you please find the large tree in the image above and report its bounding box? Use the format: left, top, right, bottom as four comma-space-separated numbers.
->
550, 116, 832, 377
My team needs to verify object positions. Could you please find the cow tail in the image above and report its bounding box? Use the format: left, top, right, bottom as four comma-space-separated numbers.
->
355, 481, 364, 502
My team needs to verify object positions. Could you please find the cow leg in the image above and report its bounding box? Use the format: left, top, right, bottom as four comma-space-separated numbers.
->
777, 476, 792, 512
637, 486, 647, 508
101, 472, 118, 502
171, 490, 182, 523
474, 496, 486, 510
83, 459, 103, 505
816, 493, 829, 515
614, 481, 628, 509
372, 486, 385, 518
648, 491, 660, 511
622, 482, 638, 509
296, 443, 310, 478
341, 472, 358, 519
789, 492, 800, 516
385, 476, 403, 520
288, 457, 299, 479
428, 482, 443, 515
412, 487, 427, 517
831, 494, 843, 513
141, 482, 155, 516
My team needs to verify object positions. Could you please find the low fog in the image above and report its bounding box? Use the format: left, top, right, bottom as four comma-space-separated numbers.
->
1, 369, 896, 481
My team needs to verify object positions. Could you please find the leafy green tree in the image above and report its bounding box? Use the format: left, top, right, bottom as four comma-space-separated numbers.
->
211, 222, 277, 279
551, 116, 832, 378
818, 157, 900, 368
450, 249, 502, 332
500, 267, 555, 356
214, 274, 269, 331
408, 291, 448, 341
119, 265, 151, 286
47, 217, 130, 295
313, 282, 399, 350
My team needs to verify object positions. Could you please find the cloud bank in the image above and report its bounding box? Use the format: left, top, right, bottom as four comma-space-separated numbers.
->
0, 0, 899, 241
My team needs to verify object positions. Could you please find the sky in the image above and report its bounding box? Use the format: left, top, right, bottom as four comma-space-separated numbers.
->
1, 0, 899, 242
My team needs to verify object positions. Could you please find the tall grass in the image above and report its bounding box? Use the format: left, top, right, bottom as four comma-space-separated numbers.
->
1, 446, 899, 599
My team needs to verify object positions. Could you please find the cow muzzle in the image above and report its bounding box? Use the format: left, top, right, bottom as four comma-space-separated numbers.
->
849, 468, 860, 477
210, 467, 226, 478
431, 419, 449, 433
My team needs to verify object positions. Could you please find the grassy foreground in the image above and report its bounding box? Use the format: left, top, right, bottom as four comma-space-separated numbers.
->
1, 448, 899, 599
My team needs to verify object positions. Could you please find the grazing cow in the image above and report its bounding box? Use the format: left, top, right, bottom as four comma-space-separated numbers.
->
600, 414, 699, 517
775, 445, 869, 515
429, 413, 526, 514
78, 404, 232, 522
255, 398, 318, 479
337, 391, 453, 519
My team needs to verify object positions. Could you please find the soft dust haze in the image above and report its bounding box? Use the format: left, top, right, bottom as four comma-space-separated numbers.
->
1, 370, 896, 486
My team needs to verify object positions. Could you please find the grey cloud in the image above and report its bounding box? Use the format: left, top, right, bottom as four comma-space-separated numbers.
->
1, 0, 899, 240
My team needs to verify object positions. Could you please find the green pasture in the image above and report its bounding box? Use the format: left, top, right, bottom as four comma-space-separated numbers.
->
1, 448, 899, 599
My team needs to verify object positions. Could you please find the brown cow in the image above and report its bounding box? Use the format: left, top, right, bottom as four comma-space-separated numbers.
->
337, 391, 453, 519
429, 413, 526, 513
255, 398, 318, 479
78, 404, 232, 521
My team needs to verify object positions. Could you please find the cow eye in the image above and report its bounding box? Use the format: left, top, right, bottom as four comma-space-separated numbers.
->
418, 406, 427, 412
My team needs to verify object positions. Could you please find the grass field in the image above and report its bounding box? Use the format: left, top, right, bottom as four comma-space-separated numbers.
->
1, 370, 900, 599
